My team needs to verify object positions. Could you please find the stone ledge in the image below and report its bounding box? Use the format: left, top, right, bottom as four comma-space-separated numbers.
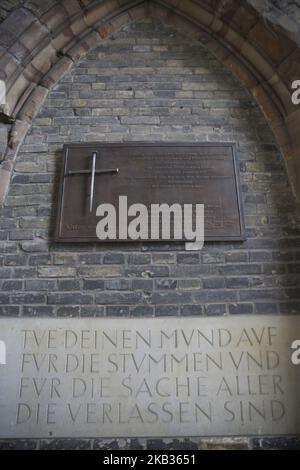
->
0, 436, 299, 450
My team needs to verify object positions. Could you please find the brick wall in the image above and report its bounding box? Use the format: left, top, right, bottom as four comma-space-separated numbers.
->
0, 19, 300, 449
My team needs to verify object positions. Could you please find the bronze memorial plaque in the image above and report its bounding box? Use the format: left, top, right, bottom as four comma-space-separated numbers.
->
55, 143, 245, 242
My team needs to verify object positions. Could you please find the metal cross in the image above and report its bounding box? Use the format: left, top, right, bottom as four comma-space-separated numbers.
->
64, 151, 119, 212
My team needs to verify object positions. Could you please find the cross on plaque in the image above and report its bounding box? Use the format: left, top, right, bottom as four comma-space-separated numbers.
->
64, 151, 119, 212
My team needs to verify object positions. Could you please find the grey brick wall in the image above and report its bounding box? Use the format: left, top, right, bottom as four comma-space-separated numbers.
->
1, 19, 300, 318
0, 19, 300, 449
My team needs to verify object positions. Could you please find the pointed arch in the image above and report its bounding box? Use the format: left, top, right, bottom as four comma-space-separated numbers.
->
0, 0, 299, 203
0, 340, 6, 365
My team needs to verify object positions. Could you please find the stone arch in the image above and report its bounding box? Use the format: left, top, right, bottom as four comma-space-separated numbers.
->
0, 0, 300, 204
0, 340, 6, 365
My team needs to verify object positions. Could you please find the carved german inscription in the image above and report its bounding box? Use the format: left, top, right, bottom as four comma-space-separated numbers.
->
55, 143, 245, 242
0, 316, 299, 438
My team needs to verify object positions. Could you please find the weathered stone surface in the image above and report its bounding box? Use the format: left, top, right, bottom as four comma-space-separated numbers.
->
0, 123, 8, 157
77, 266, 123, 278
18, 86, 49, 123
0, 17, 299, 449
199, 437, 249, 450
66, 31, 102, 62
4, 75, 32, 117
0, 49, 19, 88
24, 0, 58, 18
0, 315, 299, 438
40, 57, 74, 90
37, 266, 76, 278
84, 1, 119, 27
286, 155, 300, 201
6, 120, 30, 160
0, 7, 36, 49
248, 20, 295, 64
0, 159, 12, 205
20, 240, 49, 252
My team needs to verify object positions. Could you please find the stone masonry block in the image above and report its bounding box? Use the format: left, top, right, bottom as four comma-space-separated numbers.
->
41, 57, 74, 90
18, 86, 49, 123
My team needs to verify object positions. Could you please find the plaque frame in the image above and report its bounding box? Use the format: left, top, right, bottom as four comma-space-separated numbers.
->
55, 142, 245, 243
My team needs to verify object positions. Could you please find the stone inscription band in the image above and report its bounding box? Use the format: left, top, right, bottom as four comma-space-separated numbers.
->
0, 315, 299, 438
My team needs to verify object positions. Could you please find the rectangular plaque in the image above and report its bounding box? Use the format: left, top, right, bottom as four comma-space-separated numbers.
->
0, 315, 299, 438
55, 143, 245, 242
